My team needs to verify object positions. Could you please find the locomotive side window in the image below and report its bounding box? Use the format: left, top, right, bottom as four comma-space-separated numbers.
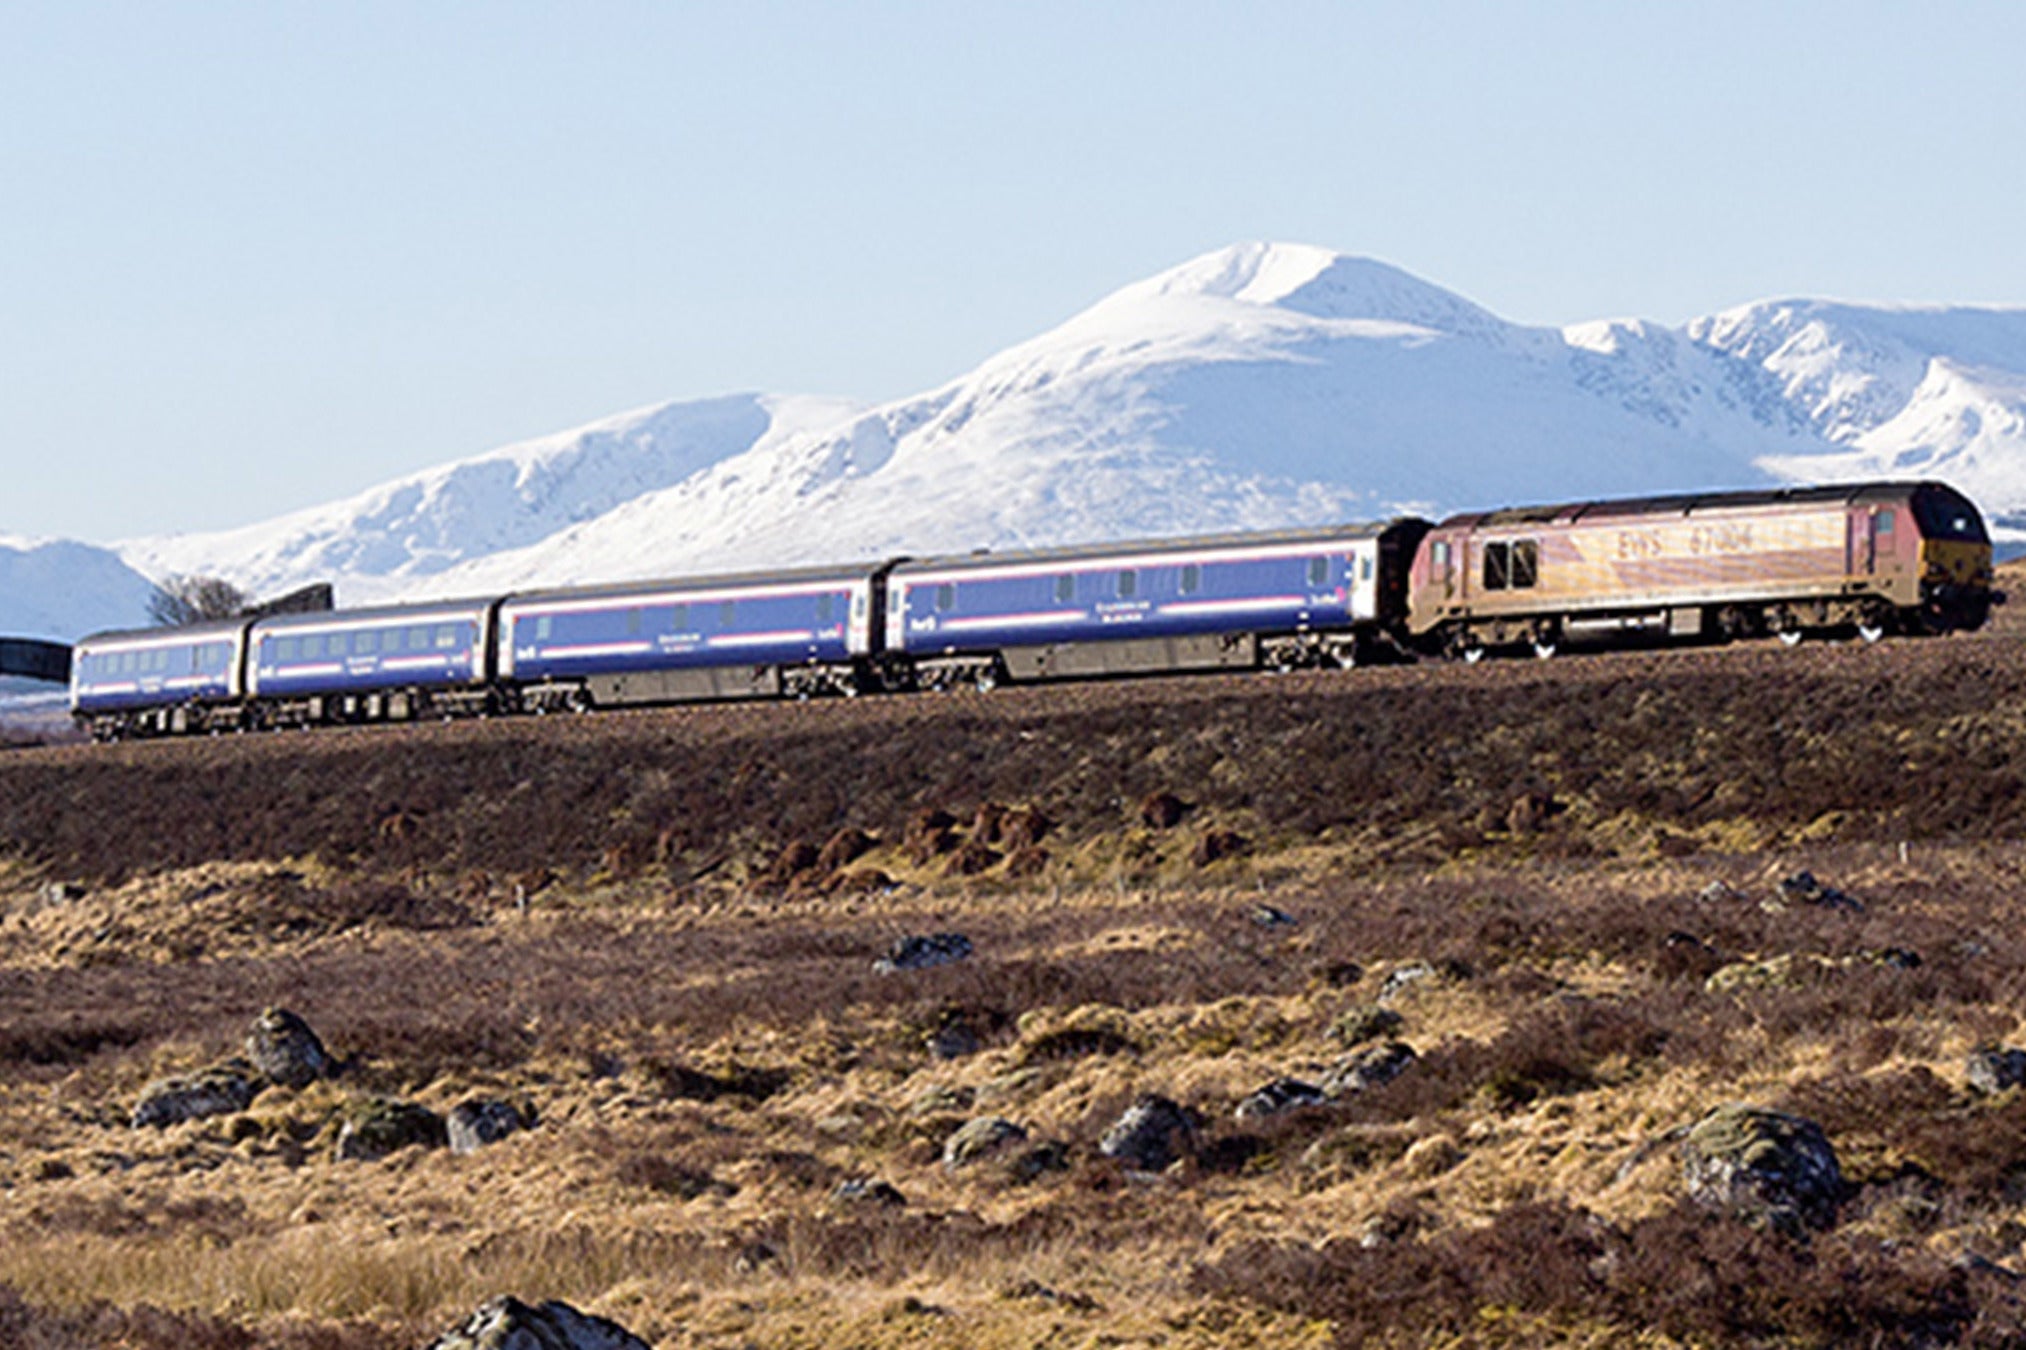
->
1055, 574, 1076, 603
1876, 510, 1895, 535
1511, 540, 1539, 589
1118, 570, 1137, 598
935, 584, 955, 611
1484, 542, 1511, 591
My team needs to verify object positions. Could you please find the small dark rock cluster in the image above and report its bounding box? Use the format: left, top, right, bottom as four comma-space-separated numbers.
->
876, 932, 974, 973
1098, 1094, 1202, 1172
1967, 1046, 2026, 1096
425, 1296, 649, 1350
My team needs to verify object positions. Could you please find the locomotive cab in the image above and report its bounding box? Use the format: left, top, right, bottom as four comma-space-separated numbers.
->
1908, 483, 1994, 631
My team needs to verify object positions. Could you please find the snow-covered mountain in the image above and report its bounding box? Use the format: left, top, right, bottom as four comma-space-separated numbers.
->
0, 537, 156, 642
16, 241, 2026, 637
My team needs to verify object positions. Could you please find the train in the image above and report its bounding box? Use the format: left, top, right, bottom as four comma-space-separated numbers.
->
68, 480, 1995, 741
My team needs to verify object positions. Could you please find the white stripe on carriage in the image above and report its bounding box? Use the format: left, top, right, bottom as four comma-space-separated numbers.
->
382, 655, 461, 670
937, 610, 1084, 631
165, 676, 218, 689
507, 583, 857, 619
706, 630, 816, 648
1156, 596, 1310, 617
273, 663, 346, 677
534, 641, 655, 659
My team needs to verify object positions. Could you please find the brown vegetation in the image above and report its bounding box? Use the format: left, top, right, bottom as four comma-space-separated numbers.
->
5, 626, 2026, 1345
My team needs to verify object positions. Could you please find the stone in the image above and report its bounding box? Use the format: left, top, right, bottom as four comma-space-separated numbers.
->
1775, 871, 1863, 913
446, 1099, 528, 1154
245, 1007, 333, 1088
926, 1018, 981, 1061
1697, 880, 1747, 904
1137, 791, 1188, 829
1377, 962, 1439, 1004
1234, 1077, 1326, 1122
1098, 1094, 1201, 1172
1967, 1046, 2026, 1096
131, 1059, 258, 1128
1703, 953, 1837, 995
425, 1296, 649, 1350
943, 1116, 1027, 1170
1248, 902, 1297, 928
335, 1098, 446, 1162
1679, 1103, 1843, 1236
875, 932, 974, 973
1189, 829, 1249, 865
832, 1176, 906, 1208
1007, 1139, 1072, 1183
1322, 1041, 1418, 1097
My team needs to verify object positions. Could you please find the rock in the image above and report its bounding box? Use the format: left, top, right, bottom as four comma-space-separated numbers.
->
1402, 1133, 1463, 1177
446, 1099, 528, 1154
1007, 1139, 1072, 1183
1247, 902, 1296, 928
1098, 1094, 1201, 1172
1377, 962, 1439, 1004
1697, 880, 1747, 904
1318, 960, 1364, 988
943, 1116, 1027, 1170
1679, 1103, 1844, 1236
40, 881, 84, 907
1137, 792, 1189, 830
832, 1177, 906, 1208
1504, 792, 1557, 834
1234, 1077, 1326, 1122
1775, 871, 1863, 913
1003, 846, 1050, 879
1328, 1004, 1403, 1047
944, 840, 1002, 876
909, 1084, 977, 1118
245, 1007, 334, 1089
970, 802, 1009, 844
335, 1098, 446, 1162
875, 932, 974, 973
1322, 1041, 1418, 1097
926, 1018, 981, 1061
425, 1295, 649, 1350
1967, 1046, 2026, 1096
1001, 806, 1054, 849
131, 1059, 258, 1128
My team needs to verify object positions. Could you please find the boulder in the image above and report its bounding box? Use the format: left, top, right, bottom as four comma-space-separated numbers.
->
1328, 1004, 1403, 1047
1774, 871, 1863, 913
943, 1116, 1027, 1170
1967, 1046, 2026, 1096
1098, 1094, 1201, 1172
1137, 792, 1189, 830
446, 1099, 528, 1154
1322, 1041, 1418, 1097
1247, 902, 1296, 928
131, 1059, 258, 1129
335, 1098, 446, 1162
425, 1296, 649, 1350
875, 932, 974, 974
926, 1018, 981, 1062
1679, 1103, 1843, 1236
245, 1008, 334, 1088
1234, 1077, 1326, 1122
1377, 962, 1438, 1004
1703, 953, 1837, 995
832, 1177, 906, 1208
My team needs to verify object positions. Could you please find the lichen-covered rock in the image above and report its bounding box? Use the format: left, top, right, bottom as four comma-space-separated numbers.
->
1377, 962, 1439, 1004
1098, 1094, 1201, 1172
1967, 1046, 2026, 1096
1234, 1077, 1326, 1122
245, 1007, 333, 1088
1679, 1103, 1844, 1235
131, 1059, 258, 1128
335, 1097, 446, 1162
943, 1116, 1027, 1170
875, 932, 974, 973
446, 1099, 528, 1154
425, 1295, 649, 1350
1328, 1004, 1403, 1047
1322, 1041, 1418, 1097
1703, 952, 1838, 995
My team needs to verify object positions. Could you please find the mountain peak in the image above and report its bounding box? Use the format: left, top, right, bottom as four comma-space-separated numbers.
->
1122, 242, 1508, 334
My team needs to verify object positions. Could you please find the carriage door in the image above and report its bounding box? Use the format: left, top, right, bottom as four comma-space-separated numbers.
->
1847, 507, 1876, 576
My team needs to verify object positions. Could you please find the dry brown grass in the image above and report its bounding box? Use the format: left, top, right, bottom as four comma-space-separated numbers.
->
7, 633, 2026, 1345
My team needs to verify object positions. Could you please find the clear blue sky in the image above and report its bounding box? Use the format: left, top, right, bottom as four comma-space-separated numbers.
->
5, 0, 2025, 540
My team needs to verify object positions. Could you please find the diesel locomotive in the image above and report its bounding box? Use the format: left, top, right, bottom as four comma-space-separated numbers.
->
68, 480, 1995, 741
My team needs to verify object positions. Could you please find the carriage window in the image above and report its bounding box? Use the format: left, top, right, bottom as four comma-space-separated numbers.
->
435, 626, 457, 649
625, 608, 642, 636
276, 638, 298, 662
719, 600, 737, 626
1118, 570, 1137, 598
409, 627, 432, 650
1055, 575, 1075, 604
360, 631, 380, 654
1483, 542, 1511, 591
533, 615, 551, 641
1511, 540, 1539, 589
670, 604, 688, 630
303, 635, 324, 658
935, 584, 955, 611
1180, 564, 1201, 595
1307, 557, 1329, 587
817, 593, 835, 624
1361, 555, 1374, 582
329, 633, 349, 657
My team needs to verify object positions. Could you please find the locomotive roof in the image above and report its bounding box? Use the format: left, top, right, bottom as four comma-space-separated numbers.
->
1438, 481, 1948, 529
893, 519, 1419, 575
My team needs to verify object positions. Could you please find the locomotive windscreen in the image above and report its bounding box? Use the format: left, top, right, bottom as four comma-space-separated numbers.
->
1911, 486, 1990, 543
